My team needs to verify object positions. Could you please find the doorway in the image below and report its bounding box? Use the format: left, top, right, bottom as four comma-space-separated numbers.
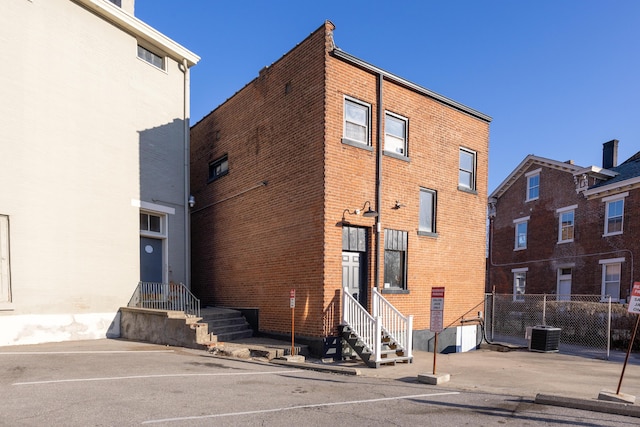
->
140, 237, 163, 283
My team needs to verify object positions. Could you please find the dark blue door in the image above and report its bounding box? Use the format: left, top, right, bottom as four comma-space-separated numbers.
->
140, 237, 163, 283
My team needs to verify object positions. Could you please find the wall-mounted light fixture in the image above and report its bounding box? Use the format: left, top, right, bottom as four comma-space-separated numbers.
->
342, 200, 378, 223
188, 195, 196, 208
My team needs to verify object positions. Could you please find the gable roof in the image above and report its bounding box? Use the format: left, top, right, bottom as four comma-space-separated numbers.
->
489, 155, 583, 200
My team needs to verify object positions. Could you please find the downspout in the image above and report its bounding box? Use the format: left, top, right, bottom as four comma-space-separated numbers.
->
180, 58, 191, 289
374, 72, 383, 290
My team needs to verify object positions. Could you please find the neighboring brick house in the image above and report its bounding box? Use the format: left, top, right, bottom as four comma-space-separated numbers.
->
0, 0, 199, 345
488, 140, 640, 303
190, 21, 491, 356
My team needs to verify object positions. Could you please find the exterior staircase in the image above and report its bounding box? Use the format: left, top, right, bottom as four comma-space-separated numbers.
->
341, 287, 413, 368
199, 307, 253, 343
340, 324, 412, 368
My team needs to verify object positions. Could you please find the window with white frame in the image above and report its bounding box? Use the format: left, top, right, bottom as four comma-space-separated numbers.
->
0, 215, 11, 304
512, 268, 527, 301
514, 216, 529, 250
526, 169, 540, 201
458, 148, 476, 191
557, 205, 576, 243
603, 193, 626, 236
600, 258, 624, 301
140, 212, 162, 234
384, 112, 408, 156
418, 188, 436, 235
343, 98, 370, 146
137, 45, 165, 70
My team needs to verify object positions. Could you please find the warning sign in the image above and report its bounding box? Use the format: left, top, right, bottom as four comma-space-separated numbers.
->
628, 282, 640, 314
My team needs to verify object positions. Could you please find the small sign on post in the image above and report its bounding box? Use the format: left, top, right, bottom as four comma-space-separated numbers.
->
430, 287, 445, 375
290, 289, 296, 356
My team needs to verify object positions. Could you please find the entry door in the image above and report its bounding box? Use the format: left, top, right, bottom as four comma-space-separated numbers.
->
140, 237, 163, 283
342, 252, 366, 306
557, 268, 572, 301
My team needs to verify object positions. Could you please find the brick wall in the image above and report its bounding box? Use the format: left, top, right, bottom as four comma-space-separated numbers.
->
489, 162, 638, 300
191, 21, 491, 339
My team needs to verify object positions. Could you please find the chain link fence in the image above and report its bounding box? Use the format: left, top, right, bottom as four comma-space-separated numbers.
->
483, 293, 638, 359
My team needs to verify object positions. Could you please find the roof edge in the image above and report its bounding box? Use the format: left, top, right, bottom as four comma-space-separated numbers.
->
73, 0, 200, 67
332, 48, 491, 123
490, 155, 583, 199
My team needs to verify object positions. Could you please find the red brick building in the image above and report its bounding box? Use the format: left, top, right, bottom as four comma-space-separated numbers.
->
488, 140, 640, 302
190, 21, 491, 356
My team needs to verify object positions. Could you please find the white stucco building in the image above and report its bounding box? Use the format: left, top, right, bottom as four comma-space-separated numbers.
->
0, 0, 199, 345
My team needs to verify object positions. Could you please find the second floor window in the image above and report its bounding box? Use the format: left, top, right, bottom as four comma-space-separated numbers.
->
514, 217, 529, 250
343, 98, 370, 146
384, 113, 408, 156
605, 198, 624, 235
418, 188, 436, 235
557, 206, 576, 243
459, 148, 476, 191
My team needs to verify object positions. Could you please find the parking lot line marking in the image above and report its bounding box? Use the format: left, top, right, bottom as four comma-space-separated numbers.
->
142, 392, 461, 424
12, 370, 301, 386
0, 350, 175, 355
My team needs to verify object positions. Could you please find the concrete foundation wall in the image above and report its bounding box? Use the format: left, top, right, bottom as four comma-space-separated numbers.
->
119, 307, 206, 349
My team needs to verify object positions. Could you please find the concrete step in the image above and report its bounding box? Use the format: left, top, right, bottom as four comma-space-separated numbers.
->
209, 323, 252, 335
212, 329, 254, 343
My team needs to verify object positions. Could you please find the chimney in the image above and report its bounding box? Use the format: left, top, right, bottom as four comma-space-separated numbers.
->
602, 139, 619, 169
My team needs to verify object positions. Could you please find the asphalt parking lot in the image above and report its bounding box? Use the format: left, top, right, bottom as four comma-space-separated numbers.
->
2, 339, 640, 426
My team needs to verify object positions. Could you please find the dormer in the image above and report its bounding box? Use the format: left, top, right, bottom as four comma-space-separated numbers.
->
573, 166, 618, 194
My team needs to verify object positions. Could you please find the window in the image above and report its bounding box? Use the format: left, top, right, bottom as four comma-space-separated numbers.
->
512, 268, 527, 302
557, 205, 576, 243
140, 212, 162, 233
514, 217, 529, 250
604, 197, 624, 235
458, 148, 476, 191
137, 45, 165, 69
343, 98, 370, 146
342, 226, 367, 252
384, 229, 408, 291
526, 169, 540, 201
0, 215, 11, 304
208, 155, 228, 182
107, 0, 122, 6
600, 258, 624, 301
384, 112, 408, 156
418, 188, 436, 235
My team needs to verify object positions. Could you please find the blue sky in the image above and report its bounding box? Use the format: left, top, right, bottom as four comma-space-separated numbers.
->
137, 0, 639, 192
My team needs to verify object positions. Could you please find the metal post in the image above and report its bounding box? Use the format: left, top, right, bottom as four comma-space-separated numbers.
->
542, 294, 547, 326
432, 332, 438, 375
607, 296, 612, 360
617, 314, 640, 395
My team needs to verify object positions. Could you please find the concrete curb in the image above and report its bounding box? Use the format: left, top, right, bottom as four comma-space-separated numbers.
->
270, 359, 361, 376
535, 394, 640, 418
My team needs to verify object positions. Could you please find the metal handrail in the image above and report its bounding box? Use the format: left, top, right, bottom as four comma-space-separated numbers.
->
342, 287, 382, 364
127, 282, 200, 317
372, 287, 413, 359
